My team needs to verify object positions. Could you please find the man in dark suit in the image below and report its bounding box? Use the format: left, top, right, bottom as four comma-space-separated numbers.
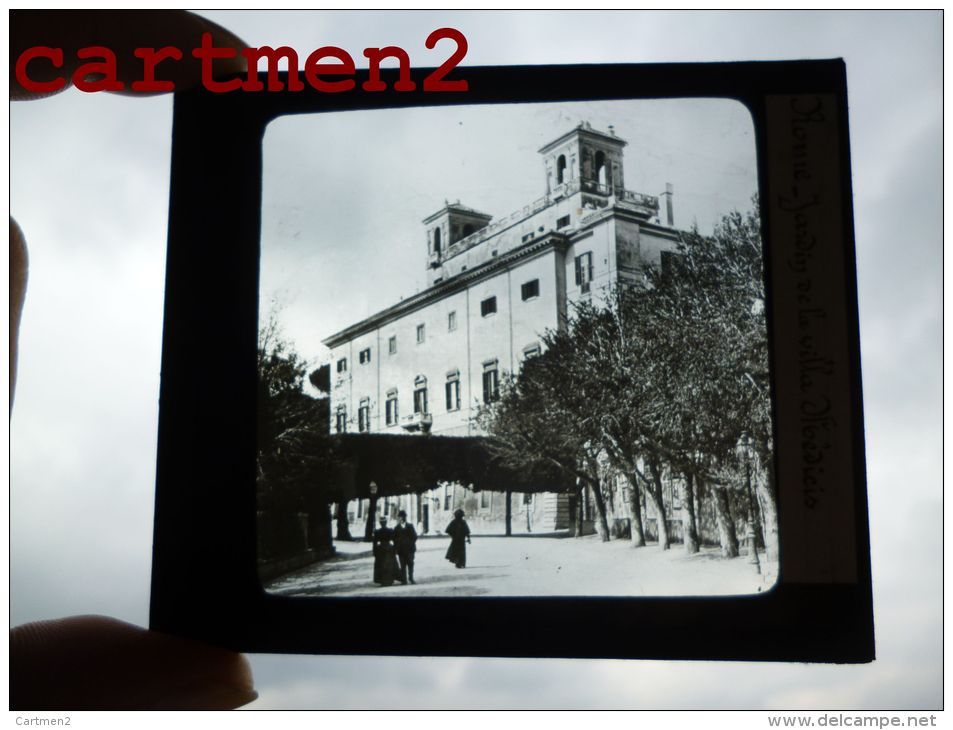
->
393, 510, 418, 585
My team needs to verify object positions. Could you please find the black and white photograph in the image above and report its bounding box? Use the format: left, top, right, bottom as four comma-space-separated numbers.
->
10, 8, 939, 712
256, 100, 777, 598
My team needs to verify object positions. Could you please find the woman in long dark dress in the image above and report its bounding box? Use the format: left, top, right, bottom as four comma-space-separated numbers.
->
372, 515, 399, 586
445, 509, 471, 568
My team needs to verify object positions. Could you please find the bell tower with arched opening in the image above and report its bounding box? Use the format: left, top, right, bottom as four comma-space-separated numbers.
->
423, 201, 493, 283
538, 122, 627, 204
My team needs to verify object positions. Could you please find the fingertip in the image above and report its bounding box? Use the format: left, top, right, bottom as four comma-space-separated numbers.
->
10, 217, 28, 282
11, 615, 257, 710
10, 10, 249, 97
10, 217, 28, 408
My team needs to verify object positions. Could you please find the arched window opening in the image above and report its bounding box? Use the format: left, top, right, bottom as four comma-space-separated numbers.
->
433, 227, 441, 253
462, 223, 475, 237
595, 151, 607, 186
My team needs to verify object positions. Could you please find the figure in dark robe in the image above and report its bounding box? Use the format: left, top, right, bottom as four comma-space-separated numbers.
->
393, 510, 418, 584
445, 509, 471, 568
372, 515, 398, 586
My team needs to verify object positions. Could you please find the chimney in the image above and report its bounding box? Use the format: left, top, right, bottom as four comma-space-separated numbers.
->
662, 183, 674, 227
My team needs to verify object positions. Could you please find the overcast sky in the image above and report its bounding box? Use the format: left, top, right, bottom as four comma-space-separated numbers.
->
261, 98, 757, 364
9, 10, 941, 711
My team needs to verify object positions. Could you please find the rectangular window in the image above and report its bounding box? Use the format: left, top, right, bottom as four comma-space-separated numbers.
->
575, 252, 594, 293
358, 399, 370, 433
480, 490, 490, 509
358, 348, 371, 365
416, 323, 425, 344
480, 296, 497, 317
335, 407, 347, 434
522, 343, 541, 361
448, 311, 457, 331
660, 250, 682, 279
445, 371, 461, 412
388, 335, 397, 355
557, 214, 571, 229
385, 390, 398, 426
444, 484, 451, 511
482, 360, 499, 404
336, 357, 347, 373
521, 279, 539, 300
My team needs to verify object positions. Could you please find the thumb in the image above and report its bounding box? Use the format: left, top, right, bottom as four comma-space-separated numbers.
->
11, 615, 257, 710
10, 217, 28, 411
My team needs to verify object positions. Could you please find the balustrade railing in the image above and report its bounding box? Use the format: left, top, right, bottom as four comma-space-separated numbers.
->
445, 184, 660, 254
619, 189, 660, 211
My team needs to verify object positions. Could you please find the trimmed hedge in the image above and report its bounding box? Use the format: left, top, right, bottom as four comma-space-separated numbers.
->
322, 433, 574, 500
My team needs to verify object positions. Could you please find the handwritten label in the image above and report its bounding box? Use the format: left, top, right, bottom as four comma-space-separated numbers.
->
767, 95, 858, 583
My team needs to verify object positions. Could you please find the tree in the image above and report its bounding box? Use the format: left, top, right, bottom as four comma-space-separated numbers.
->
645, 198, 773, 559
477, 346, 610, 541
553, 290, 664, 548
479, 199, 774, 560
256, 315, 332, 560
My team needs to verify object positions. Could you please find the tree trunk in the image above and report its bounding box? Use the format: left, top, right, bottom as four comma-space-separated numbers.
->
335, 501, 352, 541
695, 476, 713, 546
567, 490, 577, 536
308, 503, 333, 555
645, 458, 670, 550
626, 476, 645, 547
505, 490, 512, 536
589, 479, 611, 542
694, 489, 704, 545
681, 471, 699, 554
575, 484, 585, 537
743, 452, 765, 550
363, 495, 378, 541
604, 450, 643, 546
711, 484, 739, 558
754, 466, 779, 563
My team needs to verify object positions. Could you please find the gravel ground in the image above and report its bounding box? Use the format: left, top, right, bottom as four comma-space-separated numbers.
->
265, 532, 777, 598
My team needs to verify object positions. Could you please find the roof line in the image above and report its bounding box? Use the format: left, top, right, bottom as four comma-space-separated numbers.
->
322, 233, 570, 348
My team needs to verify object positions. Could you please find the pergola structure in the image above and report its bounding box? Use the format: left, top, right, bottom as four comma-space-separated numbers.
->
322, 432, 575, 501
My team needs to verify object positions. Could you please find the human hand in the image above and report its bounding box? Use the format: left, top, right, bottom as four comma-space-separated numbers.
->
10, 10, 255, 710
10, 10, 246, 100
10, 616, 257, 710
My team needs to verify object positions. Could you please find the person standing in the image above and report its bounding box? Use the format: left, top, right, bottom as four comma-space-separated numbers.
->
372, 515, 398, 587
393, 510, 418, 584
445, 509, 471, 569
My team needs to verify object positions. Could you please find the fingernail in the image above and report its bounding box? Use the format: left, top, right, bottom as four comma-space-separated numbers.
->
153, 684, 259, 710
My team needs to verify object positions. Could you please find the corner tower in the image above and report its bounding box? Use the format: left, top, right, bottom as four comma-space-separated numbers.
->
539, 122, 627, 202
423, 202, 492, 279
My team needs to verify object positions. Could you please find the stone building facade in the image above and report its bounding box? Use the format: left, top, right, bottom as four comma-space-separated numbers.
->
324, 122, 683, 536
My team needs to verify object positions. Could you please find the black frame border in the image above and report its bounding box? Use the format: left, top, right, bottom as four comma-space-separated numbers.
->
150, 60, 874, 663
